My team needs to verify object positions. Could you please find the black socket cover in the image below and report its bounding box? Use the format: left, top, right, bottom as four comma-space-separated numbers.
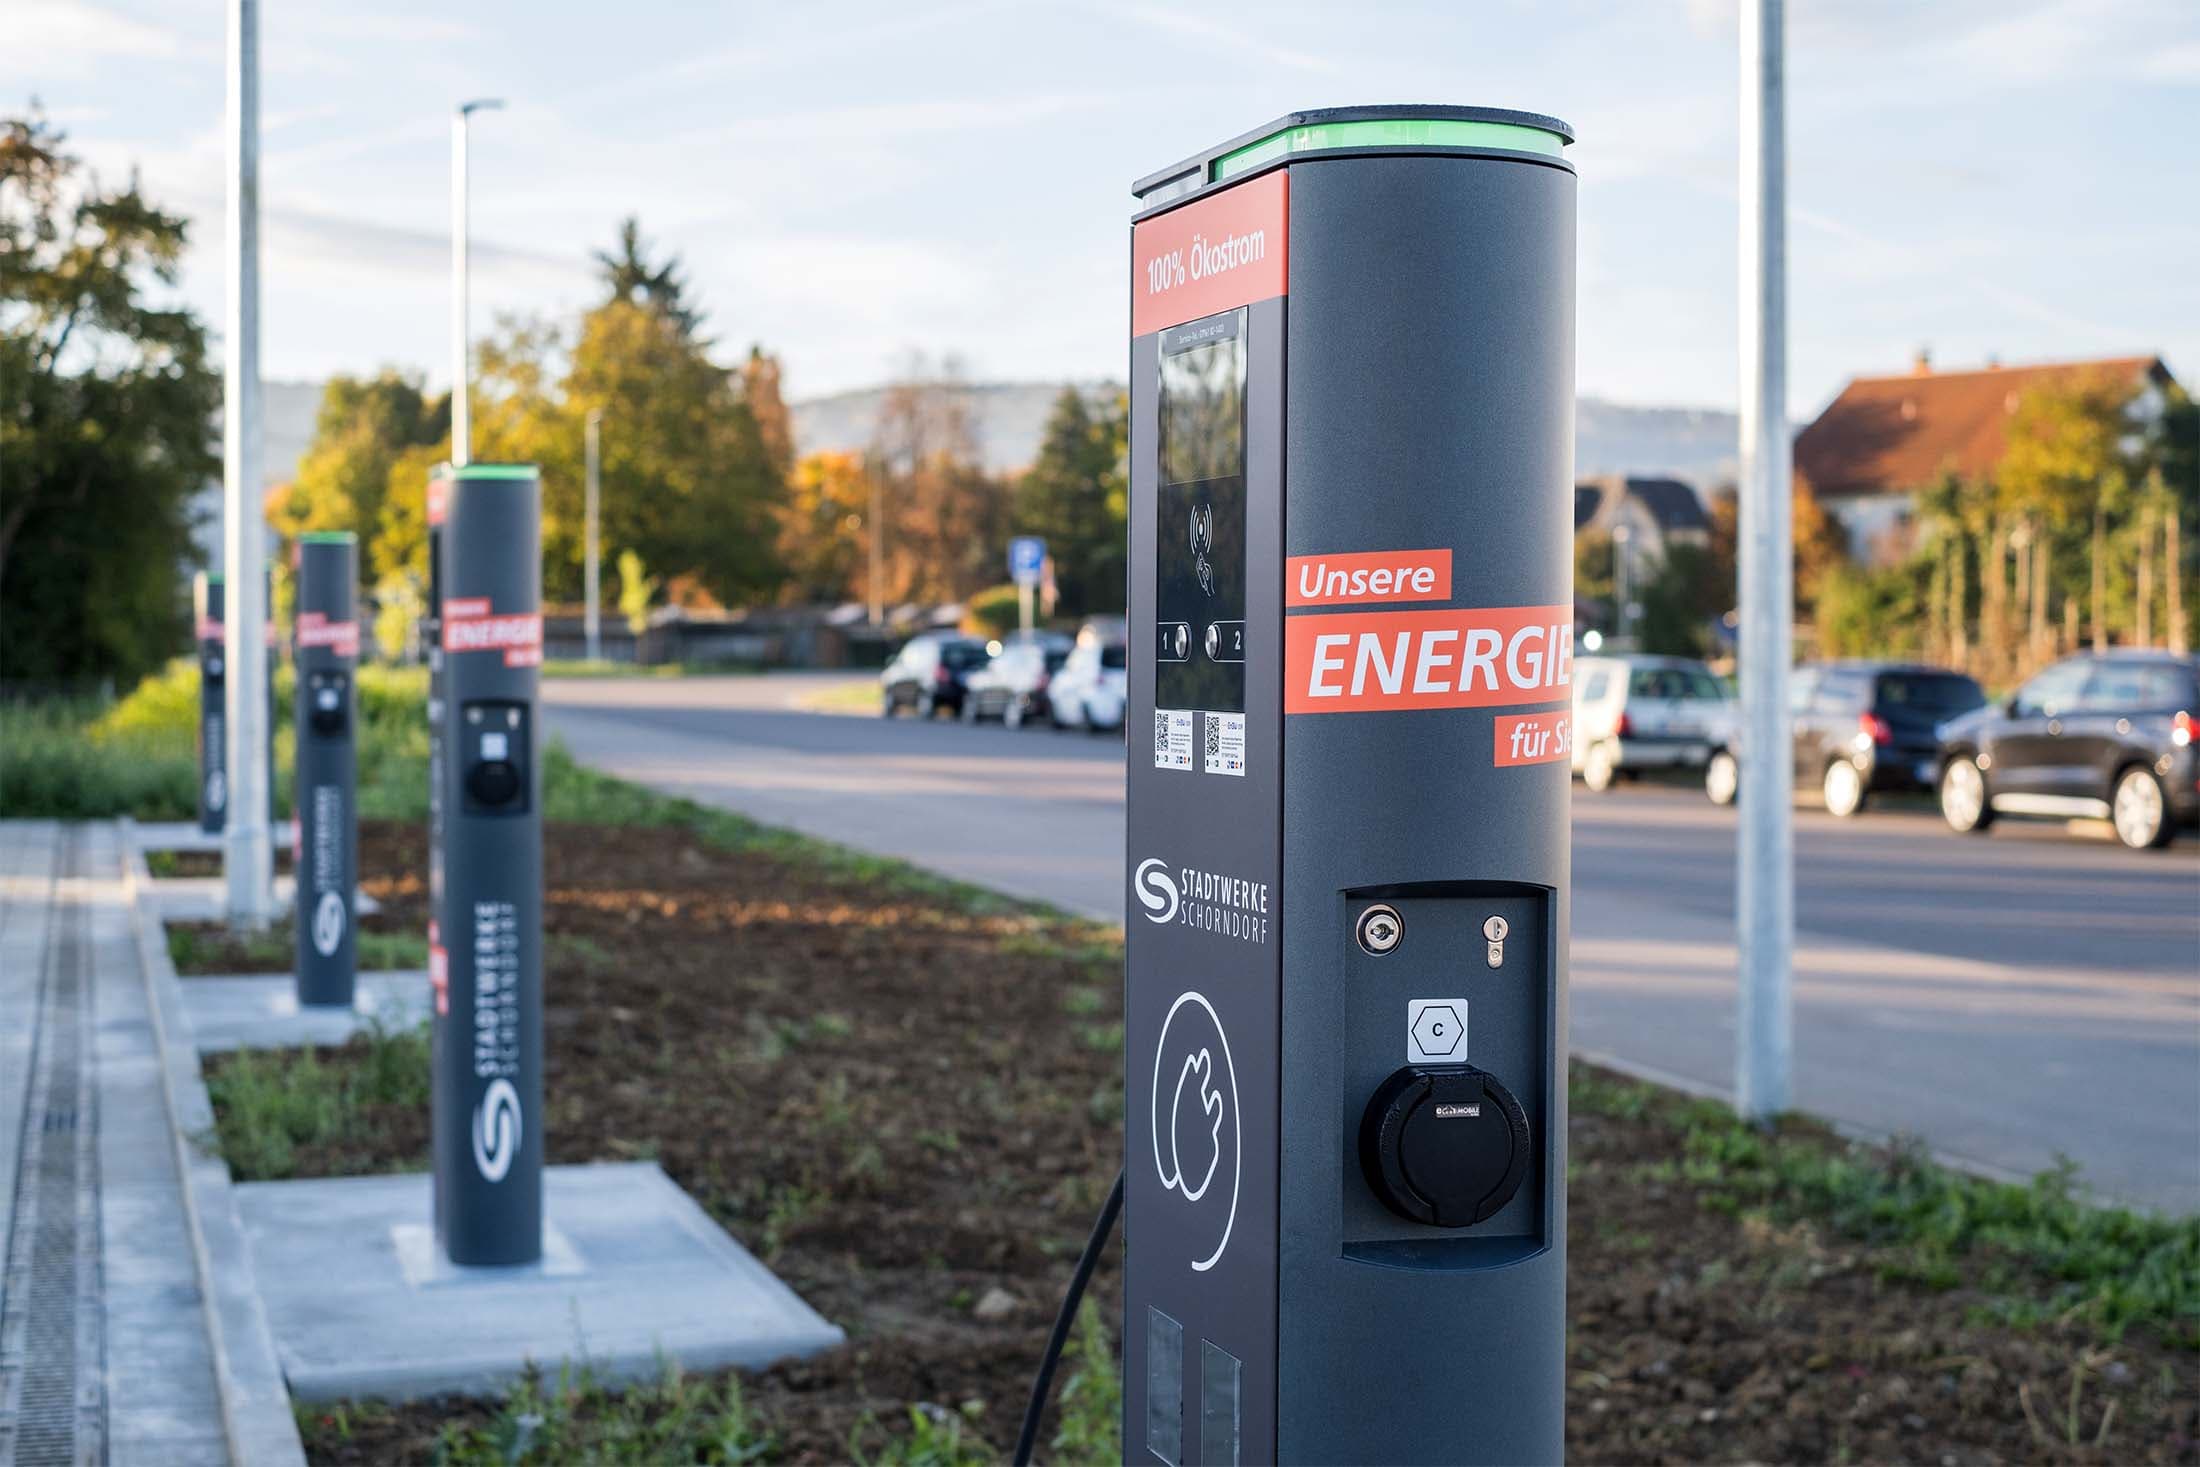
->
467, 759, 521, 807
308, 677, 347, 737
1360, 1064, 1532, 1227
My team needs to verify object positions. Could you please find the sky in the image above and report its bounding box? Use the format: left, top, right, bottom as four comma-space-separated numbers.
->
10, 0, 2198, 418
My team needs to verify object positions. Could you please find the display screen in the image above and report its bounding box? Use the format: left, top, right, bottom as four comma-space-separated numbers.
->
1155, 309, 1248, 725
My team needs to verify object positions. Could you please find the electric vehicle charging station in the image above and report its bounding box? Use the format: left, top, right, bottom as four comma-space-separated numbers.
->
1123, 108, 1576, 1465
194, 568, 277, 836
293, 532, 360, 1007
195, 571, 230, 833
429, 463, 545, 1266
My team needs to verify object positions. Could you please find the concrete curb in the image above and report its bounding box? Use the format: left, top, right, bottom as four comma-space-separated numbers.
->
118, 818, 307, 1467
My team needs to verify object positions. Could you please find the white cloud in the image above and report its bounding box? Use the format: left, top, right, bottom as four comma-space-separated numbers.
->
2, 0, 187, 78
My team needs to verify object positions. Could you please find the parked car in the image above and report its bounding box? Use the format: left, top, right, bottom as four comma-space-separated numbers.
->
1936, 650, 2199, 850
880, 633, 991, 718
1046, 635, 1129, 732
1572, 655, 1732, 792
961, 634, 1072, 727
1706, 661, 1987, 815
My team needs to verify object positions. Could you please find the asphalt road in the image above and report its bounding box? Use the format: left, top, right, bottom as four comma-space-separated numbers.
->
544, 674, 2200, 1213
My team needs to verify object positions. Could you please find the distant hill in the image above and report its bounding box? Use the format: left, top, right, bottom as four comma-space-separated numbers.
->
793, 381, 1738, 489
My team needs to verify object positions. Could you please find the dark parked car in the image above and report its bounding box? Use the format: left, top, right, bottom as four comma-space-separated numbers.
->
880, 633, 992, 718
1706, 660, 1985, 815
1937, 650, 2200, 850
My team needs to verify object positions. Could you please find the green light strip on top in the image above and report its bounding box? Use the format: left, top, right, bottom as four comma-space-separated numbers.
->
1213, 118, 1565, 182
298, 531, 356, 544
454, 463, 538, 480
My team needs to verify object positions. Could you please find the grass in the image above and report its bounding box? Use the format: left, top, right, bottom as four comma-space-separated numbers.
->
0, 658, 438, 823
539, 659, 686, 679
166, 922, 427, 975
204, 1022, 429, 1181
1570, 1064, 2200, 1347
407, 1361, 775, 1465
1050, 1302, 1121, 1464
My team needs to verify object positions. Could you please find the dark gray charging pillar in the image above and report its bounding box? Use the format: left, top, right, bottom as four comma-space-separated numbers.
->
292, 532, 359, 1006
195, 571, 229, 833
193, 568, 277, 835
1124, 108, 1576, 1466
431, 463, 545, 1266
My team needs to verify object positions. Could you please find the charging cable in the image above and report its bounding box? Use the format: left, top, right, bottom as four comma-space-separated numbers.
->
1012, 1166, 1125, 1467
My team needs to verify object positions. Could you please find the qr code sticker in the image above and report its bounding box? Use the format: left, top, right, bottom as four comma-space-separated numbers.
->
1205, 718, 1221, 758
1154, 710, 1170, 757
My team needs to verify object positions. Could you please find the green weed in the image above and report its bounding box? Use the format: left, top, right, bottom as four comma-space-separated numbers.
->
1573, 1066, 2200, 1344
205, 1022, 429, 1181
428, 1360, 773, 1465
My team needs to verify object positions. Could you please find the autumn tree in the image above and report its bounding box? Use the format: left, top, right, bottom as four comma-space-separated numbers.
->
868, 354, 1008, 605
1012, 387, 1128, 615
270, 371, 447, 562
777, 451, 870, 603
1, 111, 220, 685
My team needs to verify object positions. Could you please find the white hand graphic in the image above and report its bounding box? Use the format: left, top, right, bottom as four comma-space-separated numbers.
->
1164, 1047, 1225, 1202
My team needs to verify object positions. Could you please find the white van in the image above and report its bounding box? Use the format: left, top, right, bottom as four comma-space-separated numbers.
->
1571, 655, 1733, 792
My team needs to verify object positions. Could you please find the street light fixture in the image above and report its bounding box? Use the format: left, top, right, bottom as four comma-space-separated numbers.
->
452, 98, 504, 467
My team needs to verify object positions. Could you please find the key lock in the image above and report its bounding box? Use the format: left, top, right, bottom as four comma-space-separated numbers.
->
1354, 903, 1533, 1228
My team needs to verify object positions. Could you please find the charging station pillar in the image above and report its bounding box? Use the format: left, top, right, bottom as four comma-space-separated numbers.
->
292, 532, 359, 1006
1124, 108, 1576, 1465
195, 572, 229, 833
430, 463, 545, 1266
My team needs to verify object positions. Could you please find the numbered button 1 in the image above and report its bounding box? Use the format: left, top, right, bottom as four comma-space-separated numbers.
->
1157, 621, 1190, 663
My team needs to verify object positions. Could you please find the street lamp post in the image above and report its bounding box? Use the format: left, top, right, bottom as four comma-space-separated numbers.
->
451, 98, 504, 467
1737, 0, 1795, 1123
222, 0, 273, 930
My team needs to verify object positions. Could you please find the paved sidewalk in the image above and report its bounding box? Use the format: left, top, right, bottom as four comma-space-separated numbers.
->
0, 822, 302, 1466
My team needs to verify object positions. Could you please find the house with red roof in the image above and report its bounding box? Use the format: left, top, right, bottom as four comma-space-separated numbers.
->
1793, 352, 2175, 566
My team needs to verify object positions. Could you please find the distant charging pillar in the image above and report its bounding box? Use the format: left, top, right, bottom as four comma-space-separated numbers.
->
1123, 108, 1576, 1465
193, 569, 277, 835
292, 532, 360, 1007
430, 464, 545, 1266
195, 572, 229, 833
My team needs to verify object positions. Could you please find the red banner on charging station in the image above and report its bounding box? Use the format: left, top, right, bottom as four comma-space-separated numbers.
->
1132, 169, 1289, 337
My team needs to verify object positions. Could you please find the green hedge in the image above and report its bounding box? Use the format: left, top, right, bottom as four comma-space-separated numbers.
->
1, 659, 435, 823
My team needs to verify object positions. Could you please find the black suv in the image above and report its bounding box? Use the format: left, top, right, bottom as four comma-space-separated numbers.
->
879, 634, 992, 718
1708, 660, 1987, 814
1937, 650, 2200, 850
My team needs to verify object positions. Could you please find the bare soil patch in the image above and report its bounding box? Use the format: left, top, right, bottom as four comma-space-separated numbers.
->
211, 818, 2196, 1465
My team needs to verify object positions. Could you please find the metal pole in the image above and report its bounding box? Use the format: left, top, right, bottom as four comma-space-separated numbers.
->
451, 99, 503, 467
222, 0, 273, 930
584, 408, 602, 662
1737, 0, 1794, 1122
451, 109, 469, 467
867, 457, 884, 628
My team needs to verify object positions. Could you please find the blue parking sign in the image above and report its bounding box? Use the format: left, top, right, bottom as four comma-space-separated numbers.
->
1008, 536, 1046, 585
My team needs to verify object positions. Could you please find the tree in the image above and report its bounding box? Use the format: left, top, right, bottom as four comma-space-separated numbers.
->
743, 348, 794, 478
1999, 371, 2134, 656
592, 216, 699, 337
1013, 387, 1128, 615
271, 370, 447, 568
777, 451, 870, 603
1, 111, 220, 686
868, 354, 1009, 605
555, 300, 782, 605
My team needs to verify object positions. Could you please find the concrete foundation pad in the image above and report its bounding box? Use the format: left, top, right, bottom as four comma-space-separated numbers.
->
233, 1163, 844, 1402
181, 970, 429, 1052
